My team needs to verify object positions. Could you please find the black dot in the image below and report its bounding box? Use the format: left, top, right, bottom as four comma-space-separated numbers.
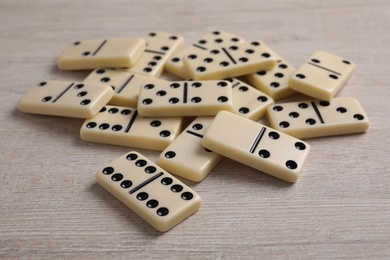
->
279, 64, 288, 69
171, 57, 180, 62
38, 82, 47, 87
170, 83, 180, 88
108, 108, 119, 114
218, 81, 228, 87
273, 106, 283, 111
86, 122, 97, 128
169, 98, 179, 104
239, 107, 249, 114
77, 91, 87, 97
343, 60, 351, 64
218, 96, 228, 102
239, 86, 248, 92
298, 103, 309, 109
149, 32, 156, 37
212, 31, 220, 35
96, 69, 105, 74
135, 159, 147, 167
165, 151, 176, 159
99, 123, 109, 130
245, 49, 254, 54
74, 41, 80, 45
192, 82, 202, 88
82, 51, 90, 56
251, 41, 260, 46
101, 77, 110, 82
80, 99, 91, 106
329, 74, 338, 79
268, 131, 280, 139
289, 112, 299, 118
111, 125, 122, 131
280, 121, 290, 128
161, 46, 169, 51
181, 192, 194, 200
296, 74, 306, 79
120, 180, 132, 189
150, 120, 161, 127
102, 167, 114, 175
275, 73, 284, 78
231, 37, 240, 42
270, 82, 280, 88
196, 66, 206, 72
188, 54, 197, 59
354, 114, 364, 120
311, 59, 320, 63
239, 57, 248, 63
148, 61, 157, 66
111, 173, 123, 182
75, 84, 84, 89
229, 46, 238, 50
215, 39, 223, 43
306, 118, 316, 125
161, 177, 173, 185
211, 50, 220, 54
153, 56, 161, 61
143, 67, 152, 73
156, 90, 166, 96
191, 97, 202, 103
160, 130, 171, 137
121, 109, 131, 115
156, 207, 169, 216
220, 61, 229, 67
42, 96, 52, 102
319, 101, 330, 106
204, 58, 213, 63
286, 160, 298, 169
147, 200, 159, 208
142, 98, 153, 105
126, 153, 138, 161
170, 36, 178, 40
258, 149, 270, 158
193, 123, 203, 130
171, 184, 183, 192
261, 53, 270, 58
198, 40, 207, 44
295, 142, 307, 150
257, 71, 266, 76
258, 96, 268, 102
137, 192, 149, 201
144, 84, 154, 89
336, 107, 347, 113
145, 166, 156, 174
100, 107, 106, 112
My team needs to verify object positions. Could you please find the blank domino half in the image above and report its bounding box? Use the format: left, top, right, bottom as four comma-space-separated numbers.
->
126, 32, 184, 77
96, 151, 202, 232
80, 105, 182, 151
182, 41, 277, 80
202, 111, 310, 183
17, 81, 113, 118
84, 69, 167, 107
158, 117, 223, 182
266, 97, 369, 139
165, 30, 245, 78
57, 38, 146, 70
289, 50, 356, 101
137, 80, 233, 117
228, 78, 274, 121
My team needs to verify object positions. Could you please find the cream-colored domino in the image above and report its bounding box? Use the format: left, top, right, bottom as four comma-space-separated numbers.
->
244, 55, 297, 100
80, 105, 182, 151
202, 111, 310, 183
137, 80, 232, 117
165, 30, 245, 78
158, 117, 222, 182
182, 41, 276, 80
266, 97, 369, 139
17, 81, 113, 118
96, 151, 202, 232
228, 78, 274, 121
289, 51, 356, 101
84, 69, 167, 107
124, 32, 184, 77
57, 38, 145, 70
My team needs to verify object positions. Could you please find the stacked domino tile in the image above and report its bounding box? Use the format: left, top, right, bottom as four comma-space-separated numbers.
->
17, 30, 369, 232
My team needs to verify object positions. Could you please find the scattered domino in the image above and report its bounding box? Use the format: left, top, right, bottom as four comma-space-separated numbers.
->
289, 50, 356, 101
80, 105, 182, 151
266, 97, 369, 139
17, 81, 113, 118
182, 41, 277, 80
158, 117, 223, 182
125, 32, 184, 77
165, 30, 245, 78
244, 53, 297, 100
57, 38, 146, 70
84, 69, 167, 107
228, 78, 274, 121
202, 111, 311, 183
96, 151, 202, 232
137, 80, 233, 117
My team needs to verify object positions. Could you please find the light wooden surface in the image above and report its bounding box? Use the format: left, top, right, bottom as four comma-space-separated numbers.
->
1, 0, 389, 258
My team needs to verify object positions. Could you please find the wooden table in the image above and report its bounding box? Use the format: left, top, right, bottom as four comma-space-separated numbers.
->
1, 0, 389, 258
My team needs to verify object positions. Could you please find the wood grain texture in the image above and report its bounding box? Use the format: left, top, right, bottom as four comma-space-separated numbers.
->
1, 0, 389, 258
